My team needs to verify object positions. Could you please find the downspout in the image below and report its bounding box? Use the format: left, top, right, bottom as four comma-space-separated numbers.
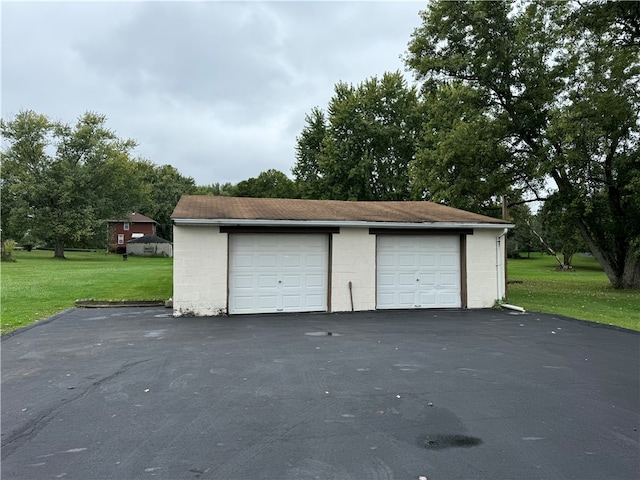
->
497, 228, 526, 313
496, 229, 508, 302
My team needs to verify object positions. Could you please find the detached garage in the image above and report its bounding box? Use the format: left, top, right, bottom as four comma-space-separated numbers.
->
171, 196, 512, 317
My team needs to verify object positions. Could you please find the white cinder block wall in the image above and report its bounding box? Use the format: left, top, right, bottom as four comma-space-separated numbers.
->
172, 225, 508, 315
330, 228, 377, 312
466, 228, 507, 308
173, 226, 228, 316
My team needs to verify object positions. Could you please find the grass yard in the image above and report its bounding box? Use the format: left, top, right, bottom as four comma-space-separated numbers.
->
507, 253, 640, 331
1, 250, 172, 334
1, 249, 638, 335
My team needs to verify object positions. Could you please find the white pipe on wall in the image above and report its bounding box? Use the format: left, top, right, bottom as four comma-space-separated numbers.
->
496, 228, 508, 301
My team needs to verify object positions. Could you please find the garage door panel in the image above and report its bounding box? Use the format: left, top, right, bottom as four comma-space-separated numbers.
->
234, 276, 253, 289
233, 255, 253, 268
439, 291, 460, 307
418, 254, 436, 268
305, 294, 325, 309
398, 254, 415, 267
305, 254, 325, 268
398, 291, 416, 307
258, 296, 278, 309
419, 273, 436, 287
398, 273, 416, 286
377, 293, 396, 308
439, 253, 458, 268
259, 255, 277, 268
377, 235, 461, 309
378, 273, 395, 286
305, 274, 324, 288
258, 237, 278, 248
282, 275, 301, 288
234, 296, 254, 311
417, 291, 437, 307
439, 272, 459, 287
229, 234, 328, 314
283, 255, 301, 267
378, 255, 395, 267
282, 295, 301, 309
259, 275, 278, 288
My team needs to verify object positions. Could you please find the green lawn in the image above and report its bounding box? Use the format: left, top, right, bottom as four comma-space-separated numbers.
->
1, 250, 172, 334
2, 249, 638, 335
507, 253, 640, 331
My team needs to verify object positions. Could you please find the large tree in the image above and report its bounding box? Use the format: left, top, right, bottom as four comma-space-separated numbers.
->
233, 169, 299, 199
292, 108, 328, 199
293, 71, 421, 200
133, 161, 197, 240
406, 1, 640, 288
1, 111, 143, 258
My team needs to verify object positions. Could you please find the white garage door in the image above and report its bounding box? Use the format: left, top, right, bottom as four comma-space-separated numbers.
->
229, 234, 329, 314
377, 235, 461, 309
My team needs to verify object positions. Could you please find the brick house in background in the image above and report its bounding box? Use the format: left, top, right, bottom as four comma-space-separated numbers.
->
107, 213, 158, 253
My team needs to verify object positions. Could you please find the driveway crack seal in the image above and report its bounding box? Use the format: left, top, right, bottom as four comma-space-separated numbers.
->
1, 358, 151, 459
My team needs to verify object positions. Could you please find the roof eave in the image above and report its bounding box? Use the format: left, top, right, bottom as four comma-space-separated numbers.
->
171, 218, 513, 229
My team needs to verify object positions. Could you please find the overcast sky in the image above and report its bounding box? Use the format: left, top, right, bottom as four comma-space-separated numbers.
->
2, 1, 424, 186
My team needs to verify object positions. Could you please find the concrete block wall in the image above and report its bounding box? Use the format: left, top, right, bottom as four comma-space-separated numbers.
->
466, 228, 506, 308
330, 228, 377, 312
172, 225, 508, 315
173, 226, 228, 316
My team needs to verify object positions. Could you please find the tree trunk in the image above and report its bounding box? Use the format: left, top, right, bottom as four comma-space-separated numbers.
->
54, 240, 66, 259
622, 250, 640, 289
575, 221, 621, 287
572, 219, 640, 289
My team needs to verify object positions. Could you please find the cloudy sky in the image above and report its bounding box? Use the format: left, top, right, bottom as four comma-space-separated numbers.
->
2, 1, 425, 186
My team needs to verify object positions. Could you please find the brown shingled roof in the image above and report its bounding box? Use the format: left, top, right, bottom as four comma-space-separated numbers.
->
171, 196, 509, 225
107, 213, 157, 224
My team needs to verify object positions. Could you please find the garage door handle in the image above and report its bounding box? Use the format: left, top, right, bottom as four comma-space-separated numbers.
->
278, 280, 282, 283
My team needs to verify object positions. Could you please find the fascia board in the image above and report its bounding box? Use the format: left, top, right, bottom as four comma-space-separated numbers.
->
172, 218, 514, 229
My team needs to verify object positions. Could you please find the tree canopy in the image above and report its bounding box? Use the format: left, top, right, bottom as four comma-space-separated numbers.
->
293, 71, 421, 200
233, 169, 299, 199
1, 111, 198, 255
405, 0, 639, 288
1, 111, 143, 258
132, 162, 197, 240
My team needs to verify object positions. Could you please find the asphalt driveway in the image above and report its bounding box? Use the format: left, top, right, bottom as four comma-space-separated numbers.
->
2, 307, 638, 479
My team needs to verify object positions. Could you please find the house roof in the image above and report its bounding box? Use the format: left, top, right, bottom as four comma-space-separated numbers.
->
127, 234, 171, 244
171, 196, 511, 228
107, 213, 158, 224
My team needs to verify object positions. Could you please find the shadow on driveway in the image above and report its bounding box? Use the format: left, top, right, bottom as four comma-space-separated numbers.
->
2, 308, 638, 479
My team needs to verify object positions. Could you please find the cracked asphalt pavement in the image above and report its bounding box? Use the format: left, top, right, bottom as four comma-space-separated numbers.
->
1, 307, 638, 479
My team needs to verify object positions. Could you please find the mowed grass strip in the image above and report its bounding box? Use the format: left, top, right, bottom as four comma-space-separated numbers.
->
2, 249, 638, 334
1, 250, 172, 334
507, 253, 640, 331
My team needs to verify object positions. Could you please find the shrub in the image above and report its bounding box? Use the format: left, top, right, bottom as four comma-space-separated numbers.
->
1, 239, 17, 262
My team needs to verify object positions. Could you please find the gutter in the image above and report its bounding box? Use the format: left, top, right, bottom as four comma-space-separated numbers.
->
172, 218, 515, 229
